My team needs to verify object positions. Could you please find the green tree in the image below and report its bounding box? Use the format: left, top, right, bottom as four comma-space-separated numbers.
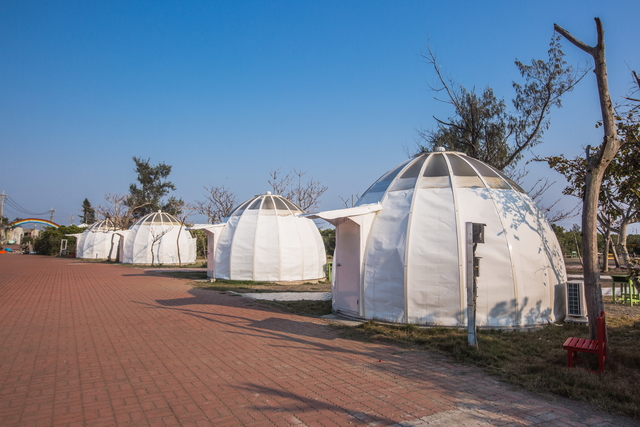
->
126, 157, 183, 219
319, 228, 336, 257
417, 35, 585, 171
33, 225, 84, 256
80, 198, 96, 225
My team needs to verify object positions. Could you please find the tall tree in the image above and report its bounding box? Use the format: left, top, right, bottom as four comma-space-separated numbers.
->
417, 35, 585, 171
80, 198, 96, 225
554, 18, 622, 339
126, 157, 182, 218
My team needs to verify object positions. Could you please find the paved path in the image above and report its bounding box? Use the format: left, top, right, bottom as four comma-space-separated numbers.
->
0, 255, 636, 427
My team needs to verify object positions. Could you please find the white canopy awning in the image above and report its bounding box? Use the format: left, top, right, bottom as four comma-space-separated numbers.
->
305, 203, 382, 226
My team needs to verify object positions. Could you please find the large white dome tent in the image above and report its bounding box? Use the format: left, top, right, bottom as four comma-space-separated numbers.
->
70, 219, 122, 260
192, 192, 326, 282
118, 211, 196, 265
309, 150, 567, 328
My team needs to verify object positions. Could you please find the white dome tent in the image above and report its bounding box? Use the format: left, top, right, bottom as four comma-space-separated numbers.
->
71, 219, 121, 260
192, 192, 326, 282
118, 211, 196, 265
309, 150, 567, 328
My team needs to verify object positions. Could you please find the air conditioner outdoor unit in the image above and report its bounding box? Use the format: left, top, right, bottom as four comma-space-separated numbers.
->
565, 280, 588, 323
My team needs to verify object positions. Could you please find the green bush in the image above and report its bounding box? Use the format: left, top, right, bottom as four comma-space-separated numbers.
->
33, 225, 84, 256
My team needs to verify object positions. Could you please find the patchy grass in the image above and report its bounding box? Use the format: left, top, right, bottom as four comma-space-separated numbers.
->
191, 279, 331, 293
253, 299, 333, 317
163, 271, 209, 280
338, 308, 640, 419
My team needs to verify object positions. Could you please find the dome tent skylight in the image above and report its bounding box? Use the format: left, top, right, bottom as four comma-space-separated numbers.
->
192, 192, 326, 282
309, 151, 567, 328
118, 211, 196, 265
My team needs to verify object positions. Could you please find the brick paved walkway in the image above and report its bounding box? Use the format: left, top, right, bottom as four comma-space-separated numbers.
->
0, 255, 636, 427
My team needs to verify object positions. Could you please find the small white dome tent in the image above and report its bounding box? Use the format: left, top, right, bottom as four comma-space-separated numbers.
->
309, 151, 567, 328
192, 192, 326, 282
72, 219, 121, 260
119, 211, 196, 265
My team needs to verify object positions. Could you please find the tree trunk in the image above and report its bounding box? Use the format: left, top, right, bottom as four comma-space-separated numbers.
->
555, 18, 621, 339
176, 225, 183, 266
617, 220, 632, 268
582, 163, 606, 338
601, 231, 611, 273
611, 238, 621, 268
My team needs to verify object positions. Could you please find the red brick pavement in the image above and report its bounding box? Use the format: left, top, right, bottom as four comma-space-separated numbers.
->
0, 255, 636, 426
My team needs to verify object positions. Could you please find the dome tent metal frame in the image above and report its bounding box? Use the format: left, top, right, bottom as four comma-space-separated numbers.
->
309, 151, 567, 328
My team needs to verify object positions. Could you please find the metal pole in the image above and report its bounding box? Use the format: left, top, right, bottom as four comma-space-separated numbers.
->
466, 222, 477, 347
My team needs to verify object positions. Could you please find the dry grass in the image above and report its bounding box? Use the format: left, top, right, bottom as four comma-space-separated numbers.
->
190, 278, 331, 293
339, 305, 640, 419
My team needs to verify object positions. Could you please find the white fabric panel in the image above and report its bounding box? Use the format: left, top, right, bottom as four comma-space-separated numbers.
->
304, 220, 326, 279
215, 216, 239, 279
255, 212, 280, 281
363, 189, 413, 323
498, 191, 560, 325
230, 210, 259, 279
406, 186, 461, 326
278, 215, 299, 281
457, 188, 518, 327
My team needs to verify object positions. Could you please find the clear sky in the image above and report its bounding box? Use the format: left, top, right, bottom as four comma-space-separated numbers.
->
1, 1, 638, 231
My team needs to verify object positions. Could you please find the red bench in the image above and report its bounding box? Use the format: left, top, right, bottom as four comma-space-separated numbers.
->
562, 311, 607, 373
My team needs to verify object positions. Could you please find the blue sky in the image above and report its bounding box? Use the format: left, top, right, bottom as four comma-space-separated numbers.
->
1, 1, 639, 231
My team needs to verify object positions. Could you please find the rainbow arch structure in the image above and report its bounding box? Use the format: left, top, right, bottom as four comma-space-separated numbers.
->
9, 218, 60, 228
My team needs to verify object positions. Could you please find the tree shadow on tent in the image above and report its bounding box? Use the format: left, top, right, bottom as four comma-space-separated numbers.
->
487, 297, 553, 327
474, 188, 565, 287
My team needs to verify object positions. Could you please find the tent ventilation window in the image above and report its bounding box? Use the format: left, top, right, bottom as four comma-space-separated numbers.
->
273, 197, 289, 211
464, 157, 512, 189
422, 154, 449, 177
248, 199, 263, 210
262, 196, 275, 210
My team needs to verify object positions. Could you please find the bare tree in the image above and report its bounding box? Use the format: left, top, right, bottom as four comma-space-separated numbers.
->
268, 169, 328, 212
338, 194, 360, 208
148, 224, 172, 267
555, 18, 622, 338
173, 202, 197, 266
96, 193, 148, 230
194, 186, 238, 224
510, 167, 579, 223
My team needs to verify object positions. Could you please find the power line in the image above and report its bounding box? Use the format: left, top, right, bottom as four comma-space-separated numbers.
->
4, 195, 50, 216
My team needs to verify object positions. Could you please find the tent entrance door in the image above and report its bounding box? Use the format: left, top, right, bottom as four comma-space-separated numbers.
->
334, 219, 360, 315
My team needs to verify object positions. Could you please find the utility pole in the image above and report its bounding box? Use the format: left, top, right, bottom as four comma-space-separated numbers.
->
49, 208, 56, 222
0, 191, 5, 220
0, 191, 5, 243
